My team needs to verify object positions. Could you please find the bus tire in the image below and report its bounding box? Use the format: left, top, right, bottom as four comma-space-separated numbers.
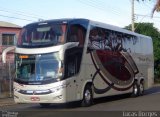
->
39, 103, 51, 108
132, 81, 139, 97
138, 80, 144, 96
81, 84, 93, 107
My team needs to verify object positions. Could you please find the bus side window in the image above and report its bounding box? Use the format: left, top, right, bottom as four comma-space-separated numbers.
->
67, 59, 76, 76
64, 48, 83, 79
67, 24, 86, 46
64, 24, 86, 79
69, 34, 78, 42
64, 52, 77, 78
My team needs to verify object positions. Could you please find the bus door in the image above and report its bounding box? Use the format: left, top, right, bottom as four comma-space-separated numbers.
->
64, 23, 87, 101
64, 48, 82, 101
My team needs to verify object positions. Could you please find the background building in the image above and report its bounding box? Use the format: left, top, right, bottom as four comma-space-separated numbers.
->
0, 21, 21, 98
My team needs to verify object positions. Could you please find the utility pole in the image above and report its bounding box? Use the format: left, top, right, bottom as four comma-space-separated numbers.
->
131, 0, 135, 32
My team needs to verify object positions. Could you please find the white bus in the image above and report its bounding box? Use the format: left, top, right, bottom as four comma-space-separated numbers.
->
2, 19, 154, 107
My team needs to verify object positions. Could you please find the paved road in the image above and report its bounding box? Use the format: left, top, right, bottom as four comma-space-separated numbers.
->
1, 85, 160, 117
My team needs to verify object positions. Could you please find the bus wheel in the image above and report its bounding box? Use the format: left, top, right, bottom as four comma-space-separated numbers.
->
132, 81, 139, 97
139, 80, 144, 96
81, 85, 93, 107
39, 103, 51, 108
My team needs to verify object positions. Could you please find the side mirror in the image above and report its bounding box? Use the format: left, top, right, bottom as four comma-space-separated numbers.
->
2, 46, 16, 63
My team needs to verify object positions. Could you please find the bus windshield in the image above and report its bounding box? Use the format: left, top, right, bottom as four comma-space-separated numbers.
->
15, 52, 63, 84
17, 23, 66, 48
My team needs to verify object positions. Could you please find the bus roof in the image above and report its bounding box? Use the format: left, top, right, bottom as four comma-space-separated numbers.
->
25, 18, 89, 26
24, 18, 151, 39
89, 20, 151, 39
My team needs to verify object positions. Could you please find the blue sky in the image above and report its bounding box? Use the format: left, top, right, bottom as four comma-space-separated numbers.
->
0, 0, 159, 29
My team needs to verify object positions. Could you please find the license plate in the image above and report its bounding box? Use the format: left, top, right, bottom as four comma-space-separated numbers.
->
30, 97, 40, 101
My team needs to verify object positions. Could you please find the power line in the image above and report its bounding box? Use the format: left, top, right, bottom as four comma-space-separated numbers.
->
0, 9, 43, 20
77, 0, 124, 16
0, 6, 47, 23
77, 0, 106, 11
0, 6, 47, 20
136, 14, 160, 19
0, 14, 35, 21
143, 2, 153, 9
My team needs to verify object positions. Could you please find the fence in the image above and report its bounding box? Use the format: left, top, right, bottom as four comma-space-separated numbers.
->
0, 62, 15, 98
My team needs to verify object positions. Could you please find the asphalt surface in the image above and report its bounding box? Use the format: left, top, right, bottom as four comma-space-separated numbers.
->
1, 85, 160, 117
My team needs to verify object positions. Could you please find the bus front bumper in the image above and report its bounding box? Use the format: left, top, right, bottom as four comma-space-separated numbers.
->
14, 90, 66, 104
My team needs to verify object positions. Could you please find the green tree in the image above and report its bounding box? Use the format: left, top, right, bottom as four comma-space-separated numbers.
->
125, 23, 160, 82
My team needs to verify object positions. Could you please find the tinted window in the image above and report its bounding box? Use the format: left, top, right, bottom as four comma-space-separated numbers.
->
67, 24, 86, 46
17, 24, 66, 48
88, 26, 140, 54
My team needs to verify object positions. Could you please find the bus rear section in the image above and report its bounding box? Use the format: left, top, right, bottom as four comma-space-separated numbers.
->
85, 22, 154, 99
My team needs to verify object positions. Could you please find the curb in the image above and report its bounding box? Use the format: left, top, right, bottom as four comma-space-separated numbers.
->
0, 98, 15, 107
0, 103, 15, 107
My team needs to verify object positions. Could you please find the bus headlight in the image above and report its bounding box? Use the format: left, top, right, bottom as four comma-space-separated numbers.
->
50, 84, 67, 93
